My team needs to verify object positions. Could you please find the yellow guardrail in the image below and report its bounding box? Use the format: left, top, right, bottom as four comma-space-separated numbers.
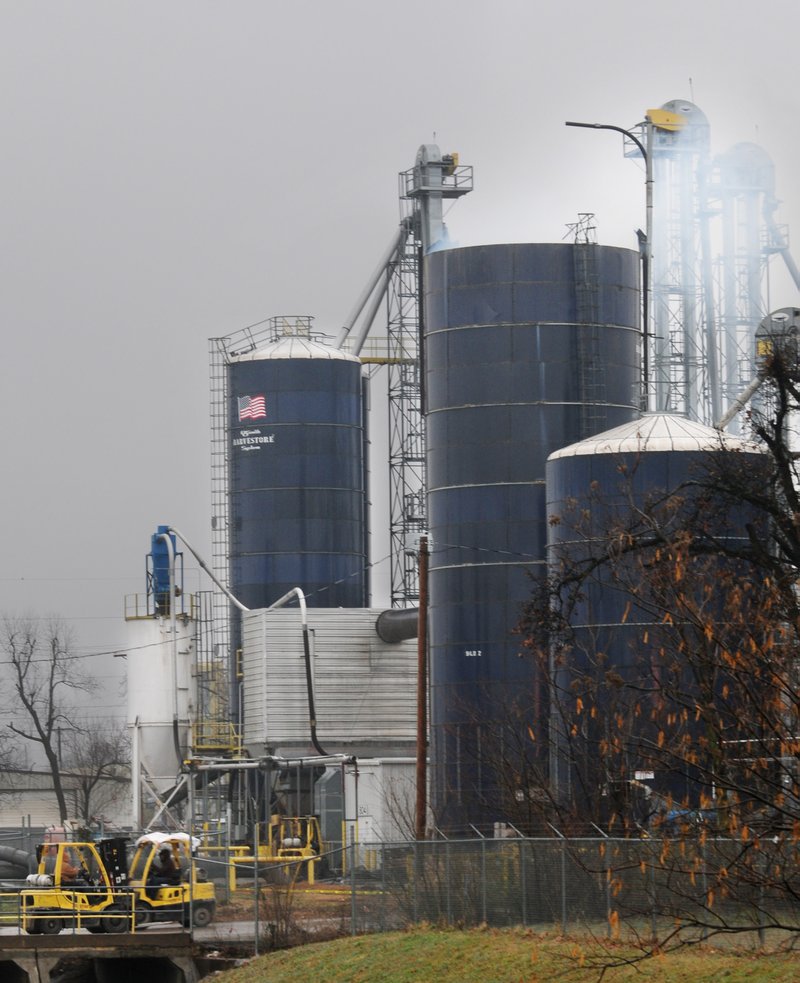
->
0, 887, 141, 934
0, 891, 19, 925
191, 720, 242, 755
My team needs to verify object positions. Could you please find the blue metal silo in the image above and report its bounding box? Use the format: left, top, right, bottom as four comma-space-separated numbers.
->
227, 326, 368, 610
424, 241, 641, 831
546, 413, 766, 817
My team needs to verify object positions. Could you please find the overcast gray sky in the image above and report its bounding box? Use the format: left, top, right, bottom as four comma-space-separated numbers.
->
2, 0, 799, 720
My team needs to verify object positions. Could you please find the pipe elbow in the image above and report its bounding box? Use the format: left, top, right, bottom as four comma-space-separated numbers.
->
375, 608, 419, 643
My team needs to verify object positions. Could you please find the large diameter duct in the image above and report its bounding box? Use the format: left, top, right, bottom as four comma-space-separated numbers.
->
228, 331, 368, 610
424, 242, 641, 832
375, 607, 419, 643
0, 845, 34, 876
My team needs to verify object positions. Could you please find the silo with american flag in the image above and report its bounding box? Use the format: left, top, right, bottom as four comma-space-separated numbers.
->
225, 317, 368, 611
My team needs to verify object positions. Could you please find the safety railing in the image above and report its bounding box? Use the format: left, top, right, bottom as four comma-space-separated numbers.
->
0, 886, 204, 935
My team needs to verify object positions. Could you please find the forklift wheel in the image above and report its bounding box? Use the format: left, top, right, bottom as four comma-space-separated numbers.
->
189, 903, 214, 929
39, 918, 63, 935
103, 910, 130, 934
135, 907, 152, 927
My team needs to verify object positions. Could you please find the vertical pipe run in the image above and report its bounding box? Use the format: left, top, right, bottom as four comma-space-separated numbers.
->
254, 821, 260, 957
416, 537, 429, 840
644, 118, 654, 409
349, 825, 357, 935
187, 768, 195, 936
132, 719, 141, 830
267, 587, 328, 757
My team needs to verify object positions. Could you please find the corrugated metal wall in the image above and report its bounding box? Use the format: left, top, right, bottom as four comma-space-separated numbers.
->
241, 609, 417, 756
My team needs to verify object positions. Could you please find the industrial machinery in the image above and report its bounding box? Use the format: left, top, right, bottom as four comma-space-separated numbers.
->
22, 839, 130, 935
228, 815, 324, 888
128, 832, 216, 928
21, 835, 215, 934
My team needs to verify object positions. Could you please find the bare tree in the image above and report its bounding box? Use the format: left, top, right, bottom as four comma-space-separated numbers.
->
63, 720, 130, 825
1, 616, 95, 823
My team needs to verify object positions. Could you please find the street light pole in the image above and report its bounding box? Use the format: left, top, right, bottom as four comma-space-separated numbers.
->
565, 120, 653, 411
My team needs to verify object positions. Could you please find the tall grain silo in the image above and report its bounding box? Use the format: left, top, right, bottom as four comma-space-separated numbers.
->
226, 319, 368, 610
423, 241, 641, 831
546, 413, 765, 817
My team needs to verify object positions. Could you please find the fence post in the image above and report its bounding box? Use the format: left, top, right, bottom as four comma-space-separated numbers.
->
380, 842, 386, 932
561, 838, 567, 934
481, 838, 487, 925
548, 824, 568, 934
253, 822, 260, 958
520, 839, 527, 928
445, 841, 451, 925
413, 839, 419, 923
650, 844, 657, 943
590, 829, 611, 940
223, 803, 232, 905
758, 852, 766, 947
700, 840, 708, 942
350, 826, 357, 936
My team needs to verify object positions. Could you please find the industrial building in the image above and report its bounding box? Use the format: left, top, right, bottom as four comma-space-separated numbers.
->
121, 98, 800, 853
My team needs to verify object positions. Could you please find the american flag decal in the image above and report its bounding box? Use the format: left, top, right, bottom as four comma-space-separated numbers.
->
238, 395, 266, 421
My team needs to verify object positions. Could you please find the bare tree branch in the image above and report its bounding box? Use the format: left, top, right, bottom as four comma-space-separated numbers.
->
63, 720, 130, 824
1, 616, 96, 822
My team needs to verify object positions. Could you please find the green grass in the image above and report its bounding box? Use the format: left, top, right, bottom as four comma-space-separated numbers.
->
212, 926, 800, 982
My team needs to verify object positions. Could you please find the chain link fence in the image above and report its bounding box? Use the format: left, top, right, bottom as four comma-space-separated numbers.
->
334, 836, 793, 939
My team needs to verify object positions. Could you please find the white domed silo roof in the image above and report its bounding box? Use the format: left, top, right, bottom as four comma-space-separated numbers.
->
232, 336, 361, 363
548, 413, 763, 462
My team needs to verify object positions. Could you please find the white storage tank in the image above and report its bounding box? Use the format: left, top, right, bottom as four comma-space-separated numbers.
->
125, 614, 195, 810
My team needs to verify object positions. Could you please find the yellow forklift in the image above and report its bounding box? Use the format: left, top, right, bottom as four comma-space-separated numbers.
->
128, 833, 216, 928
22, 839, 131, 934
22, 834, 216, 934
